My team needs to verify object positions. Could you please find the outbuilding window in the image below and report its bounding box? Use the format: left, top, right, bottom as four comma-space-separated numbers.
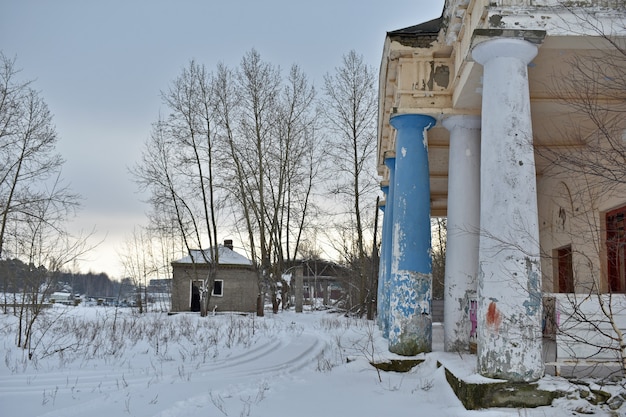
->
212, 280, 224, 297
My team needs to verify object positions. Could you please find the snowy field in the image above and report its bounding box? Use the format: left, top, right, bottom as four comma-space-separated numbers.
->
1, 305, 624, 417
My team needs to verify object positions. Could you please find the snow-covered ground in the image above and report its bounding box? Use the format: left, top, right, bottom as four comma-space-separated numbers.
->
0, 305, 624, 417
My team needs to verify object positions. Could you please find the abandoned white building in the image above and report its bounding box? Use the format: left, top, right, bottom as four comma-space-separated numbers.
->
170, 240, 257, 313
376, 1, 626, 381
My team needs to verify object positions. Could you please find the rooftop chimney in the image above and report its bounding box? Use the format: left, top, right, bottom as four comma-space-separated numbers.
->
224, 239, 234, 250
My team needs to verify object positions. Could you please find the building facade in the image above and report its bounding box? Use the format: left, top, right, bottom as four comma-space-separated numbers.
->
377, 0, 626, 381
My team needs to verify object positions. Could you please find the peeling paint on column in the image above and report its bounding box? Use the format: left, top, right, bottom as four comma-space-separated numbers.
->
389, 270, 432, 355
473, 38, 544, 382
387, 114, 435, 356
478, 305, 545, 381
378, 154, 396, 339
523, 257, 541, 317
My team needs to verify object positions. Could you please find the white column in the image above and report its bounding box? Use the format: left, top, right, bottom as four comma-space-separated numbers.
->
442, 115, 480, 352
472, 38, 544, 382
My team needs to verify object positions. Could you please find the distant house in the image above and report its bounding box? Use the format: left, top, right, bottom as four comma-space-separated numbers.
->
170, 240, 257, 313
299, 259, 347, 306
49, 292, 75, 305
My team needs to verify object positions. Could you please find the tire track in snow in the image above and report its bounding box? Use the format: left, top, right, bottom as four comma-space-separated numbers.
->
0, 335, 281, 394
194, 336, 284, 372
0, 318, 330, 417
214, 332, 326, 378
153, 330, 328, 417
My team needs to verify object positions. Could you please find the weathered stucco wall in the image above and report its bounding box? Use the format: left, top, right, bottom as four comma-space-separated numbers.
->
537, 162, 626, 294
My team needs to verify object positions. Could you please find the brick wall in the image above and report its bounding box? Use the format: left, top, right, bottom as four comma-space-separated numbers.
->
171, 264, 258, 313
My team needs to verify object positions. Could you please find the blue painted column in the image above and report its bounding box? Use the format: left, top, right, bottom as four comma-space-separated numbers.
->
388, 113, 436, 355
376, 197, 387, 332
378, 152, 396, 338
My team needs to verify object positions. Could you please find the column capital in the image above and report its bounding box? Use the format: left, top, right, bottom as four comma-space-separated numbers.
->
472, 38, 538, 66
442, 115, 481, 132
390, 113, 436, 131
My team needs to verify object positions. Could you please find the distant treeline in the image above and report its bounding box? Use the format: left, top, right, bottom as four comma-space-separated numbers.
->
0, 258, 124, 298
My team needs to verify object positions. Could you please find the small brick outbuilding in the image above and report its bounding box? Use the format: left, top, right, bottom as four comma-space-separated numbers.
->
170, 241, 257, 313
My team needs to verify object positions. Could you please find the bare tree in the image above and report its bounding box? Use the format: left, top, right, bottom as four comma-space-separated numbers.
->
233, 49, 282, 313
14, 188, 91, 354
320, 50, 379, 316
0, 53, 77, 260
119, 227, 155, 313
431, 218, 447, 302
119, 220, 180, 313
0, 53, 90, 353
214, 50, 322, 314
275, 64, 320, 264
134, 61, 223, 316
144, 208, 183, 310
162, 61, 222, 316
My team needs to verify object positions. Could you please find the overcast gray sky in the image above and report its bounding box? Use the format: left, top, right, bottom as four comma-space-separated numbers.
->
1, 0, 444, 278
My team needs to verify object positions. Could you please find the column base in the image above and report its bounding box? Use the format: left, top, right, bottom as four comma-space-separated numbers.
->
388, 314, 432, 356
388, 270, 432, 356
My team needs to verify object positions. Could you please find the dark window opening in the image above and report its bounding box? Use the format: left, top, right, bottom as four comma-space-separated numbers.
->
212, 280, 224, 296
190, 281, 201, 312
607, 206, 626, 293
557, 245, 574, 293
